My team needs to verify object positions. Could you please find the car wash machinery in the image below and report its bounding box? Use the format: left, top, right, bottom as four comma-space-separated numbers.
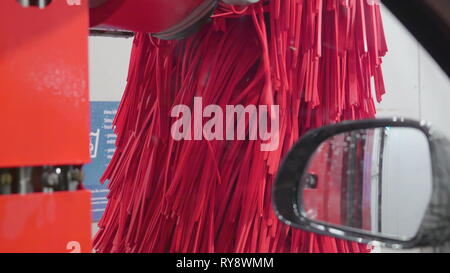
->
0, 0, 237, 253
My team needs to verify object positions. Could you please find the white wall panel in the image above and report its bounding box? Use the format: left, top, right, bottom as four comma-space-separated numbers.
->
88, 36, 133, 102
375, 5, 421, 120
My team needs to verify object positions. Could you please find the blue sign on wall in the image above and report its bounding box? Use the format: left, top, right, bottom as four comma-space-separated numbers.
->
83, 101, 119, 222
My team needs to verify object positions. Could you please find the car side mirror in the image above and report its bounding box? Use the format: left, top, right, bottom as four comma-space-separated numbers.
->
272, 118, 450, 249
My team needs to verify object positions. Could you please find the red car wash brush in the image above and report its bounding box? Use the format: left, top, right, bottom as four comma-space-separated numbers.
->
94, 0, 387, 253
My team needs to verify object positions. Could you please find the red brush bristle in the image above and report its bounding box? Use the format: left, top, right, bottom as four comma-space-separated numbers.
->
94, 0, 387, 253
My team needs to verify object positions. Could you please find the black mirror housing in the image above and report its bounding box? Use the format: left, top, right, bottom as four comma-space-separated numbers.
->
272, 118, 450, 249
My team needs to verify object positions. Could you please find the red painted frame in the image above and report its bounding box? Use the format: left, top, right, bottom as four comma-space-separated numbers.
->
0, 0, 91, 167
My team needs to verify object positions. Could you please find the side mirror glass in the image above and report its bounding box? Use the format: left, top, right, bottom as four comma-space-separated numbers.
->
301, 127, 432, 241
273, 119, 450, 249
